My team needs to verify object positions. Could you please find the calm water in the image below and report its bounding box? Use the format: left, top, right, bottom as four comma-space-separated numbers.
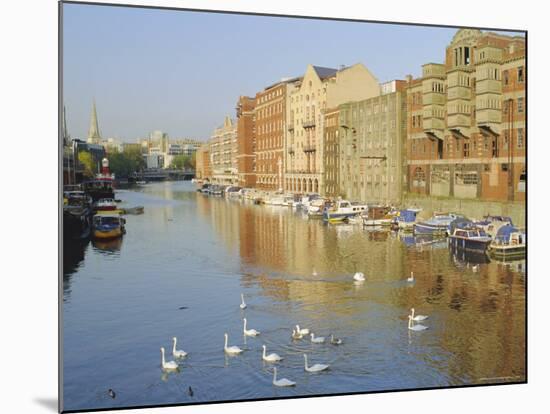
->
62, 181, 526, 411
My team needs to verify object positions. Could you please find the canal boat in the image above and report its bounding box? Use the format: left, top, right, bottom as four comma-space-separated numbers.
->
393, 209, 418, 231
488, 225, 526, 260
307, 198, 329, 217
92, 214, 126, 240
362, 206, 393, 227
323, 199, 367, 223
225, 185, 242, 198
448, 219, 492, 253
475, 215, 514, 239
414, 213, 461, 235
63, 191, 93, 240
93, 198, 117, 211
120, 206, 144, 215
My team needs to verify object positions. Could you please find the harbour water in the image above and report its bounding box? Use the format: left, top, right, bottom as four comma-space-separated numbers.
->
62, 181, 526, 411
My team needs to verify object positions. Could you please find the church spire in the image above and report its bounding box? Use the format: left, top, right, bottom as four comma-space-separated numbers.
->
63, 105, 70, 145
87, 99, 101, 144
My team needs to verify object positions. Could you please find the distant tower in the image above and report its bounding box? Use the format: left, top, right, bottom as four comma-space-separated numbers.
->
87, 100, 101, 144
63, 105, 70, 146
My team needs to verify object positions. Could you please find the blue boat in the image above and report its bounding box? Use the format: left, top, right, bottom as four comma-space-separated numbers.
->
448, 218, 491, 253
488, 225, 526, 259
394, 209, 418, 231
414, 213, 461, 235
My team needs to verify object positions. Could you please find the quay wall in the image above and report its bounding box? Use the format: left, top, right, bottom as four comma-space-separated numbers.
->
402, 193, 526, 228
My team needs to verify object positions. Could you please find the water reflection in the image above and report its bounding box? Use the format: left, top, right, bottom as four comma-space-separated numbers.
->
62, 182, 525, 411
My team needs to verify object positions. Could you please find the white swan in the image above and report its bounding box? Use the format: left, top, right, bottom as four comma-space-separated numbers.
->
312, 267, 318, 277
310, 333, 325, 344
160, 347, 179, 371
472, 264, 479, 272
240, 293, 247, 310
243, 318, 260, 336
407, 272, 414, 282
304, 354, 329, 372
273, 367, 296, 387
353, 272, 365, 281
291, 328, 303, 340
410, 307, 428, 322
262, 345, 283, 362
296, 325, 309, 335
224, 333, 243, 354
408, 315, 428, 331
172, 337, 188, 358
330, 334, 342, 345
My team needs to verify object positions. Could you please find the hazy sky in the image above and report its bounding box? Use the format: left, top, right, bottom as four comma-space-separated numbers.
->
62, 3, 523, 143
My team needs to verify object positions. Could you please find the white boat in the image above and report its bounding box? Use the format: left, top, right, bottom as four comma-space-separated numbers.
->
307, 198, 327, 217
323, 199, 367, 223
488, 225, 526, 259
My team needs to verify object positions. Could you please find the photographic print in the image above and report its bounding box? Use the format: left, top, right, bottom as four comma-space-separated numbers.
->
60, 1, 526, 412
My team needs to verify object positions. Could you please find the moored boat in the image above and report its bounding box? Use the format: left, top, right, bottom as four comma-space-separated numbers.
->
414, 213, 461, 235
93, 198, 117, 211
448, 219, 492, 253
488, 225, 526, 259
92, 214, 126, 240
323, 199, 367, 223
393, 209, 418, 231
362, 206, 393, 227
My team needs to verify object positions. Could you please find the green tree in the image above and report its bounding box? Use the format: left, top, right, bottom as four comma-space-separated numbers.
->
108, 147, 146, 178
78, 150, 95, 178
170, 154, 192, 170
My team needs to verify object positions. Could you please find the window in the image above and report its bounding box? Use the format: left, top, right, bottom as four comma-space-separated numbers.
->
517, 128, 524, 148
503, 70, 509, 85
501, 163, 509, 172
504, 130, 509, 146
463, 143, 470, 158
518, 97, 524, 113
518, 66, 524, 83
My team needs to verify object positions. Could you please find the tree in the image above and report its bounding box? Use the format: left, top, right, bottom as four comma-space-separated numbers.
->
78, 150, 95, 178
169, 154, 195, 170
107, 147, 146, 178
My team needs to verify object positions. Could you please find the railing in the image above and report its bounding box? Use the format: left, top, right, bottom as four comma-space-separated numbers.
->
303, 144, 317, 153
303, 120, 316, 129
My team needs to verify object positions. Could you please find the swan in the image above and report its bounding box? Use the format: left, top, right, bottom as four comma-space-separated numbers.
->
353, 272, 365, 281
330, 334, 342, 345
262, 345, 283, 362
410, 307, 428, 322
472, 264, 479, 272
172, 337, 188, 358
160, 347, 179, 371
304, 354, 329, 372
312, 267, 318, 277
408, 315, 428, 331
273, 367, 296, 387
291, 328, 303, 340
240, 293, 247, 310
224, 333, 243, 354
407, 272, 414, 282
243, 318, 260, 336
310, 333, 325, 344
296, 325, 309, 335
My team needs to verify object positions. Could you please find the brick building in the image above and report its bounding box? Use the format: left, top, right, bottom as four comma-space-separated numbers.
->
406, 29, 526, 202
236, 96, 256, 188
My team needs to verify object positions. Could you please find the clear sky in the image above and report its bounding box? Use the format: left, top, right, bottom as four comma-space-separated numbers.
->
62, 3, 523, 143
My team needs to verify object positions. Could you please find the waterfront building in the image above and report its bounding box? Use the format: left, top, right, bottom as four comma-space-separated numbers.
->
195, 143, 212, 180
285, 63, 379, 194
338, 80, 408, 204
210, 116, 238, 184
406, 29, 526, 203
255, 78, 300, 191
322, 107, 340, 197
236, 96, 257, 188
87, 100, 102, 145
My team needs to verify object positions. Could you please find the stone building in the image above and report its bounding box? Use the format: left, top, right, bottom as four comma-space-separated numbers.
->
338, 80, 408, 204
285, 63, 380, 194
210, 116, 238, 184
236, 96, 257, 188
195, 143, 211, 181
322, 107, 340, 197
406, 29, 526, 202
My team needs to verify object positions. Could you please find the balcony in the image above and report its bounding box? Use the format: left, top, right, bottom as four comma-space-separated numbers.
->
447, 114, 471, 129
303, 120, 316, 129
303, 144, 317, 153
288, 146, 295, 154
423, 118, 445, 131
475, 79, 502, 95
287, 123, 294, 131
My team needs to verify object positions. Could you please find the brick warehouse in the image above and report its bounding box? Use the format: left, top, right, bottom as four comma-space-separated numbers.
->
236, 96, 256, 188
406, 29, 525, 203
